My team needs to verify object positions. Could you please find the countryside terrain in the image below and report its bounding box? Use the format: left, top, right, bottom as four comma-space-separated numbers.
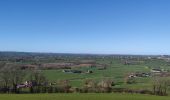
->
1, 52, 170, 99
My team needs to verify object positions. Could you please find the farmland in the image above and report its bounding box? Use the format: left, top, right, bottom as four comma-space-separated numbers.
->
42, 57, 169, 89
1, 52, 170, 95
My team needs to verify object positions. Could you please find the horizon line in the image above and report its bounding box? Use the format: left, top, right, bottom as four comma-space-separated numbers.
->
0, 50, 169, 56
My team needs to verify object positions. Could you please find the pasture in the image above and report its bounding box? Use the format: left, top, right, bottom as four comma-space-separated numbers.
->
42, 58, 165, 89
0, 93, 170, 100
1, 52, 170, 95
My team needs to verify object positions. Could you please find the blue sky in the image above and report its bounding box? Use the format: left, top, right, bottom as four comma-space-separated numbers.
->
0, 0, 170, 54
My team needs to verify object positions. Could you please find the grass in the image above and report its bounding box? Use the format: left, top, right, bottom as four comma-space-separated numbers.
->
40, 58, 170, 91
0, 93, 170, 100
42, 58, 152, 88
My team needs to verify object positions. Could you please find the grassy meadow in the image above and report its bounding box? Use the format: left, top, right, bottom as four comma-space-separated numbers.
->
42, 58, 165, 89
0, 93, 170, 100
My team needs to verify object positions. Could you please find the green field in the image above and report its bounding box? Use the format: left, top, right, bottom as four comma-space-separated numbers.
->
1, 53, 170, 94
42, 58, 166, 89
0, 93, 170, 100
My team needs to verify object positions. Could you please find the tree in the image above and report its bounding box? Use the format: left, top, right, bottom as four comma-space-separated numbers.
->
83, 79, 97, 93
97, 79, 114, 93
152, 77, 170, 96
10, 66, 26, 93
0, 66, 11, 93
29, 70, 47, 93
57, 80, 71, 93
0, 65, 26, 93
0, 62, 6, 69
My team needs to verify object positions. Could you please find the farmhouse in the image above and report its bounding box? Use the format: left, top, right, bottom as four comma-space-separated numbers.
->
17, 81, 37, 89
63, 70, 82, 73
135, 72, 151, 77
17, 84, 26, 89
151, 69, 162, 73
128, 72, 151, 78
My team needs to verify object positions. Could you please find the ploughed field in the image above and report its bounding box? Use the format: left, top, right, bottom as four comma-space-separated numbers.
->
0, 93, 170, 100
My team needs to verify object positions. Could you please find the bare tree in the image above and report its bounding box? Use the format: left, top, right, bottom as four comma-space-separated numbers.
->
0, 66, 11, 93
84, 79, 97, 92
0, 65, 26, 93
29, 70, 47, 93
10, 66, 26, 93
57, 80, 71, 93
97, 79, 114, 93
0, 62, 6, 69
152, 77, 170, 96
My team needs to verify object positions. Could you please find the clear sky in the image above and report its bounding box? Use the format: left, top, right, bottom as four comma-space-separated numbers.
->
0, 0, 170, 55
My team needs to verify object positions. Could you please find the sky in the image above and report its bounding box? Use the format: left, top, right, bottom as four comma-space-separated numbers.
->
0, 0, 170, 55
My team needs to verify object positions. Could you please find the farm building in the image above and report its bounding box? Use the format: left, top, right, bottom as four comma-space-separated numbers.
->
62, 70, 82, 73
128, 72, 151, 78
151, 69, 162, 73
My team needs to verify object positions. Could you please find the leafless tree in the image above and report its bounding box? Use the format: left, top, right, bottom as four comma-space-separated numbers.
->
29, 70, 47, 93
97, 79, 114, 93
152, 77, 170, 96
57, 80, 71, 93
0, 65, 26, 93
0, 66, 11, 93
84, 79, 97, 92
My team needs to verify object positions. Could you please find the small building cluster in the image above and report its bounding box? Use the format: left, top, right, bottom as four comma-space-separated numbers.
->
62, 70, 93, 74
62, 70, 82, 73
150, 68, 168, 73
17, 81, 48, 89
17, 81, 37, 89
128, 72, 151, 78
